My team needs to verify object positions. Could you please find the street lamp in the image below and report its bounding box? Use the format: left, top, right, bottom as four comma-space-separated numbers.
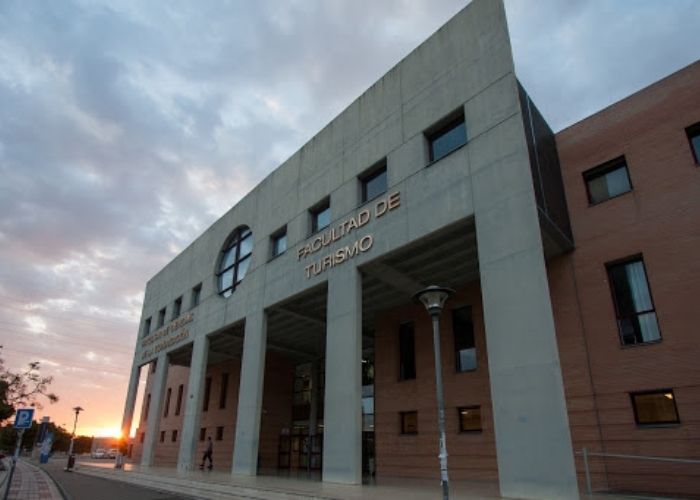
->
414, 285, 455, 500
66, 406, 84, 471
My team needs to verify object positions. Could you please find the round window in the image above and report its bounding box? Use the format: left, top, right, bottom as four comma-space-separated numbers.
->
217, 226, 253, 297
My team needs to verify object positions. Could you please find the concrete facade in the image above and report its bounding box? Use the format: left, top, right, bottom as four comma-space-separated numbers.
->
122, 0, 700, 498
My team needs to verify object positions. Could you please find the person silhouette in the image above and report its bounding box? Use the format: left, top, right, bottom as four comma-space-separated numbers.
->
200, 436, 213, 470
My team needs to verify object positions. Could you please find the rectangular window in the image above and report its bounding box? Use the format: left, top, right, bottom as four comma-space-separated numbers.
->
157, 307, 166, 328
607, 256, 660, 345
360, 165, 388, 203
203, 377, 212, 412
583, 156, 632, 205
216, 426, 224, 441
310, 200, 331, 233
400, 411, 418, 435
453, 306, 476, 372
151, 360, 157, 373
175, 384, 184, 416
631, 390, 679, 426
686, 122, 700, 164
427, 113, 467, 163
271, 227, 287, 258
143, 393, 151, 421
163, 387, 172, 418
219, 373, 229, 409
398, 322, 416, 381
458, 406, 482, 432
171, 430, 178, 442
172, 296, 182, 319
159, 431, 165, 443
143, 317, 152, 337
199, 428, 206, 441
191, 283, 202, 308
139, 432, 145, 444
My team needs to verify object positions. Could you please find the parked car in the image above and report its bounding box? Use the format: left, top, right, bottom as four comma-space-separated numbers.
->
107, 449, 119, 459
91, 448, 107, 459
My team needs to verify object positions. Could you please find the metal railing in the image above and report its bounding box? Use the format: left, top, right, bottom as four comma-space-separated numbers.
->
577, 447, 700, 496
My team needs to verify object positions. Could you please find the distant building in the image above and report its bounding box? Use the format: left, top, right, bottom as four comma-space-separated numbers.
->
120, 0, 700, 498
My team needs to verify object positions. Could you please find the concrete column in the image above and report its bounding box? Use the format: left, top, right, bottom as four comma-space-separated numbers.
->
120, 362, 141, 443
471, 125, 578, 497
177, 335, 209, 472
322, 267, 362, 484
232, 309, 267, 475
141, 353, 169, 467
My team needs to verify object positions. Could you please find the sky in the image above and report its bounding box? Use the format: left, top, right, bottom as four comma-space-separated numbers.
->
1, 0, 698, 438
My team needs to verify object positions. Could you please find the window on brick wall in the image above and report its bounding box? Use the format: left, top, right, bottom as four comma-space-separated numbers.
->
458, 406, 482, 432
607, 256, 661, 346
398, 322, 416, 381
453, 306, 476, 372
400, 411, 418, 434
171, 430, 178, 442
686, 122, 700, 164
199, 428, 206, 441
203, 377, 212, 412
159, 431, 165, 443
216, 426, 224, 441
583, 156, 632, 205
175, 385, 184, 416
163, 387, 171, 418
219, 373, 229, 409
631, 390, 680, 426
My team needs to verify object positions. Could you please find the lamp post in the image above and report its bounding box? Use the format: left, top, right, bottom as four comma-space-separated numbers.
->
414, 285, 454, 500
66, 406, 84, 471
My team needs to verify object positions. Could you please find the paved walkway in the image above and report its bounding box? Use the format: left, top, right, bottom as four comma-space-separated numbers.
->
6, 459, 63, 500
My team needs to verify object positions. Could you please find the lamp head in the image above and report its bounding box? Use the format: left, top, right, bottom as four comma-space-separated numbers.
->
413, 285, 455, 316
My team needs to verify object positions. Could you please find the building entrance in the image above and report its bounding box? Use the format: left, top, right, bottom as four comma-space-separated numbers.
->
278, 425, 323, 470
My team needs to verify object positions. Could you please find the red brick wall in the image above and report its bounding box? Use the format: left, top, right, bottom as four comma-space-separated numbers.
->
130, 351, 294, 471
553, 60, 700, 497
374, 284, 498, 481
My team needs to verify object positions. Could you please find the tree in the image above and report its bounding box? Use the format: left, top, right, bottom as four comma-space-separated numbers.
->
0, 346, 58, 423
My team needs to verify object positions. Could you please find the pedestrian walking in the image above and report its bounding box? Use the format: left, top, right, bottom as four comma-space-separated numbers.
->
200, 436, 213, 470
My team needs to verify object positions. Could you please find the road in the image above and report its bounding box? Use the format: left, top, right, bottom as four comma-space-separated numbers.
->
42, 458, 198, 500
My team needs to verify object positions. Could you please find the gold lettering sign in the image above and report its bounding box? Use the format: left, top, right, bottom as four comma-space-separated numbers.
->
299, 191, 401, 278
140, 312, 193, 360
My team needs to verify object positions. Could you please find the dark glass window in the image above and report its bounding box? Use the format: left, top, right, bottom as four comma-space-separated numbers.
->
271, 227, 287, 258
157, 308, 166, 328
361, 166, 387, 203
458, 406, 482, 432
216, 426, 224, 441
631, 390, 679, 426
400, 411, 418, 434
219, 373, 229, 409
607, 257, 660, 345
143, 317, 151, 337
217, 226, 253, 298
453, 306, 476, 372
171, 430, 178, 442
427, 115, 467, 162
399, 322, 416, 381
163, 387, 171, 418
175, 384, 184, 416
191, 283, 202, 308
143, 394, 151, 421
199, 428, 206, 441
686, 122, 700, 164
139, 432, 145, 444
583, 156, 632, 204
159, 431, 165, 443
311, 201, 331, 233
172, 297, 182, 319
203, 377, 212, 412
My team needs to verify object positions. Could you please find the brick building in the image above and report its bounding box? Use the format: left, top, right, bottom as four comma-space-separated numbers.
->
122, 1, 700, 498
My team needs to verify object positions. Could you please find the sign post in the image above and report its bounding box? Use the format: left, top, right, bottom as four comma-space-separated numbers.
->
2, 409, 35, 500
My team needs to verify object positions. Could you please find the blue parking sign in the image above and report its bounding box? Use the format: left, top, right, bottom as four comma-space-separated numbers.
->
13, 408, 34, 429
